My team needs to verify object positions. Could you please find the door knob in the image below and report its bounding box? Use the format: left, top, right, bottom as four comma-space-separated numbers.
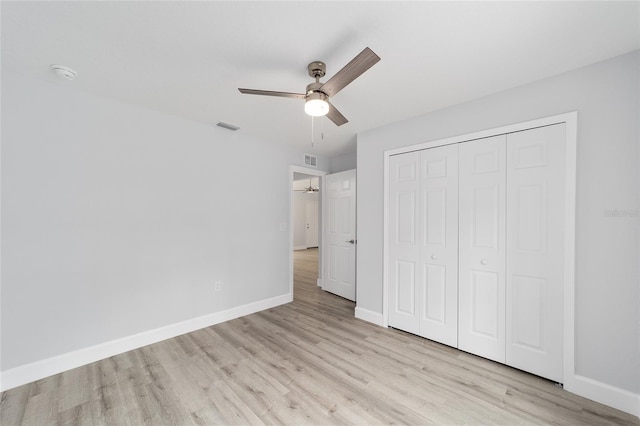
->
431, 254, 437, 260
480, 259, 488, 265
346, 239, 356, 244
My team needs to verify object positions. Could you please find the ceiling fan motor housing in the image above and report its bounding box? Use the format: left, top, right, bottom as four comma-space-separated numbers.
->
305, 90, 328, 103
305, 81, 326, 97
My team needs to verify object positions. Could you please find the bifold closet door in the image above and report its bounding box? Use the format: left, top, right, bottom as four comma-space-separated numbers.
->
388, 146, 459, 346
458, 135, 507, 364
506, 124, 565, 382
388, 151, 421, 335
390, 124, 566, 381
418, 144, 459, 347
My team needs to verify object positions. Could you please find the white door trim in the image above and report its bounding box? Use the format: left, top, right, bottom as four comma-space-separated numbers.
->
382, 111, 577, 387
289, 165, 327, 295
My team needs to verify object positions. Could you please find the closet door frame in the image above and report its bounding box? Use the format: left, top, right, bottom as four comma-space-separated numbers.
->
382, 111, 577, 389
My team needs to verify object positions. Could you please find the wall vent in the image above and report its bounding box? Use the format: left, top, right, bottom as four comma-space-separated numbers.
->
304, 154, 317, 168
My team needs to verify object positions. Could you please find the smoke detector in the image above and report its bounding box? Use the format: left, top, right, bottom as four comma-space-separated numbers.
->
49, 65, 78, 80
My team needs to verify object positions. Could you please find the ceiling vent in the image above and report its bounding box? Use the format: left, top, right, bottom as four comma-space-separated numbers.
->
304, 154, 317, 168
216, 122, 240, 131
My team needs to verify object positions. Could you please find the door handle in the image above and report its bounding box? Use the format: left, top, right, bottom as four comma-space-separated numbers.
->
346, 239, 356, 244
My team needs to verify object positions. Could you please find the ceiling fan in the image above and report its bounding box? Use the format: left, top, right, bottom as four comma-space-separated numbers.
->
294, 178, 319, 193
238, 47, 380, 126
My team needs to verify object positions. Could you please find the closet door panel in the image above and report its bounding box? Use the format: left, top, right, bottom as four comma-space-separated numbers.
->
506, 124, 565, 382
419, 145, 459, 347
388, 151, 421, 334
458, 135, 507, 363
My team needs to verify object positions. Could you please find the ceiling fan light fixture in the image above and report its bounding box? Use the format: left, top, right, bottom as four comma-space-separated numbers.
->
304, 92, 329, 117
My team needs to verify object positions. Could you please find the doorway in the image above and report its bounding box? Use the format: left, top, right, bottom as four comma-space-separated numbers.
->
289, 166, 326, 299
293, 173, 320, 250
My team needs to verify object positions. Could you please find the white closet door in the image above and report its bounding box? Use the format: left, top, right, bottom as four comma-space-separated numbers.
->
419, 145, 459, 347
388, 151, 421, 334
506, 124, 565, 382
458, 135, 507, 363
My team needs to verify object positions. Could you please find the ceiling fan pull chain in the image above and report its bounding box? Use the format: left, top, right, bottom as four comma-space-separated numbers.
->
321, 116, 325, 141
311, 116, 315, 147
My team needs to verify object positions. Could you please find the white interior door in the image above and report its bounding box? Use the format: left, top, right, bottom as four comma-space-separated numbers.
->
419, 145, 459, 347
305, 199, 319, 248
506, 124, 565, 382
388, 152, 421, 334
323, 169, 356, 301
458, 135, 507, 364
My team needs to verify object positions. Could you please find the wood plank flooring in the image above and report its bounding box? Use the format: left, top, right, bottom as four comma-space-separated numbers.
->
1, 248, 638, 425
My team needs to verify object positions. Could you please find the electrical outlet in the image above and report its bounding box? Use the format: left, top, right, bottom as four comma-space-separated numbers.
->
214, 281, 222, 292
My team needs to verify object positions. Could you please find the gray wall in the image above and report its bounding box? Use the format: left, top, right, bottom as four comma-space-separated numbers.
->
1, 70, 330, 371
330, 150, 357, 173
357, 51, 639, 393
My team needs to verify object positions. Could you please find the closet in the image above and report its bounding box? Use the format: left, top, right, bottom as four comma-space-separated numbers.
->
388, 123, 565, 383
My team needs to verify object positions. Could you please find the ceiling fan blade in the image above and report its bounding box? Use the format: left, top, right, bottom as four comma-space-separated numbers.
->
319, 47, 380, 97
238, 88, 305, 99
326, 101, 348, 126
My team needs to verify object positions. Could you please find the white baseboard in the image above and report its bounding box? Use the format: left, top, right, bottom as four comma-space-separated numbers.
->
293, 245, 307, 251
317, 278, 323, 287
568, 374, 640, 418
355, 306, 385, 327
0, 293, 292, 392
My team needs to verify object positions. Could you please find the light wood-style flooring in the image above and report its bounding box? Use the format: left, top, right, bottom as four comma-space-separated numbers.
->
1, 248, 638, 425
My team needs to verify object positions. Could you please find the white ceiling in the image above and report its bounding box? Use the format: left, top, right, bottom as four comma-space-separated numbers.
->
2, 1, 638, 157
